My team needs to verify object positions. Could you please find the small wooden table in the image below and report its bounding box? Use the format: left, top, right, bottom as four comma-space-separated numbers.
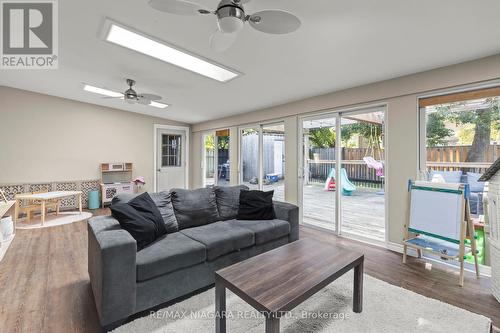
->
14, 191, 83, 227
215, 238, 364, 333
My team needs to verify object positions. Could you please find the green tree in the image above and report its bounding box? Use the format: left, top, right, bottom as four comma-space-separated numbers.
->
308, 127, 336, 148
426, 111, 453, 147
441, 98, 500, 161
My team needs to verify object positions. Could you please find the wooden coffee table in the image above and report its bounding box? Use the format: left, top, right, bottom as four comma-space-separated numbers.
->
215, 238, 364, 333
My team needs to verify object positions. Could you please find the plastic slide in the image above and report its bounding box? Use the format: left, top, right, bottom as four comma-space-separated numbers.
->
324, 168, 357, 196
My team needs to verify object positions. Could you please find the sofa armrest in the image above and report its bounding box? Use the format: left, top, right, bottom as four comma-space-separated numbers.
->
274, 201, 299, 241
88, 216, 137, 326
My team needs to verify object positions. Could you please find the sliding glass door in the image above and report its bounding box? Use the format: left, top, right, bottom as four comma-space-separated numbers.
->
239, 122, 286, 200
202, 129, 230, 187
300, 107, 386, 242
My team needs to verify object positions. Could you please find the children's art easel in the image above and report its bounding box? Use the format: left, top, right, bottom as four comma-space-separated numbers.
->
403, 180, 479, 286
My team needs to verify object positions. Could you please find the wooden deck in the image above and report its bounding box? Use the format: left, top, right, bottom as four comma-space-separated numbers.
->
215, 180, 385, 241
302, 184, 385, 241
248, 182, 385, 241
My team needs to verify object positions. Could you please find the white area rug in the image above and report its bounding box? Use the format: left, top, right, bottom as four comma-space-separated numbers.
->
0, 236, 14, 262
16, 211, 92, 229
113, 272, 491, 333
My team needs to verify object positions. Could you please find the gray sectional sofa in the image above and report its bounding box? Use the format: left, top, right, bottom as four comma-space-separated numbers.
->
87, 185, 299, 329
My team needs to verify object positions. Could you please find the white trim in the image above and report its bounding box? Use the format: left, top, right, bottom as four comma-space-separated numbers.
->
153, 124, 190, 192
417, 79, 500, 100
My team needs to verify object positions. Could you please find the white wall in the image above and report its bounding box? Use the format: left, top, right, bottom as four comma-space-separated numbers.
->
190, 54, 500, 245
0, 86, 188, 192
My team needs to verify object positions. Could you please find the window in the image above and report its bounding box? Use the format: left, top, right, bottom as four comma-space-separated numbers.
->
162, 134, 181, 167
419, 88, 500, 268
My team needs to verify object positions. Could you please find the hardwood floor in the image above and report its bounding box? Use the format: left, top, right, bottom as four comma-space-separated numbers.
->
0, 209, 499, 332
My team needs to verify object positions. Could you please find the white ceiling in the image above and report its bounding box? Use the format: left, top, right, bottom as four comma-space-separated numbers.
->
2, 0, 500, 124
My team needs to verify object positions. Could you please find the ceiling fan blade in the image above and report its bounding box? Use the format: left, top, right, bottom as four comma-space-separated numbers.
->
137, 98, 152, 105
209, 30, 238, 52
139, 93, 162, 101
148, 0, 207, 15
248, 10, 301, 34
101, 96, 123, 99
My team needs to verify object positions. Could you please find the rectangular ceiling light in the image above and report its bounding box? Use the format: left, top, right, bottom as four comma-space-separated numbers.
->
149, 101, 169, 109
104, 23, 240, 82
83, 84, 123, 98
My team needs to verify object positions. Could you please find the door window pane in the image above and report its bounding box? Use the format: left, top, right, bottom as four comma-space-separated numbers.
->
301, 117, 336, 231
241, 128, 260, 190
203, 133, 216, 187
262, 123, 285, 201
216, 129, 230, 186
340, 110, 385, 242
162, 134, 181, 167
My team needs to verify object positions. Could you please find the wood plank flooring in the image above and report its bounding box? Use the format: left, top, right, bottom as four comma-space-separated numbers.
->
0, 209, 498, 333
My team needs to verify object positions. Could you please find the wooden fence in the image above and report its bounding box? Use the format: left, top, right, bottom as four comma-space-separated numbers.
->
306, 145, 499, 188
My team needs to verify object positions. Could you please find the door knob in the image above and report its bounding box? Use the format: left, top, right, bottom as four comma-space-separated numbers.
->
157, 169, 161, 172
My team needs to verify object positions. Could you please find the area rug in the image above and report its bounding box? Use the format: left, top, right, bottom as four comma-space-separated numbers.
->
113, 271, 491, 333
16, 211, 93, 229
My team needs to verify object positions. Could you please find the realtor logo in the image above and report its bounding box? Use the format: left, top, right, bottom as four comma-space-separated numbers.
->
1, 0, 58, 69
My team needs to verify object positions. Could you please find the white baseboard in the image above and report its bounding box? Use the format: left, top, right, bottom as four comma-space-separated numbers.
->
387, 241, 491, 277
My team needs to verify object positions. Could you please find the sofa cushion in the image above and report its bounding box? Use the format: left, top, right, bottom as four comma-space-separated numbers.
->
215, 185, 249, 220
237, 190, 276, 220
227, 219, 290, 245
136, 232, 206, 282
467, 172, 485, 192
430, 170, 462, 183
112, 192, 178, 233
170, 187, 220, 229
180, 221, 255, 261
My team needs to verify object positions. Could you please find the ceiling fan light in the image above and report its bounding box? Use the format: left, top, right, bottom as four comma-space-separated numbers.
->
218, 16, 244, 33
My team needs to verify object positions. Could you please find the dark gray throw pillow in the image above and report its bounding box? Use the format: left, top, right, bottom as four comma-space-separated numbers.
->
237, 190, 276, 220
111, 192, 167, 250
149, 192, 178, 233
112, 192, 178, 233
214, 185, 249, 220
170, 187, 220, 229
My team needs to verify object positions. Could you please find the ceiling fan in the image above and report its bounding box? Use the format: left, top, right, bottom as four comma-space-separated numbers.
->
107, 79, 163, 105
148, 0, 301, 51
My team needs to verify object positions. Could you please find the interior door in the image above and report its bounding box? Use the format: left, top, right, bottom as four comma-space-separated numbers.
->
156, 128, 187, 191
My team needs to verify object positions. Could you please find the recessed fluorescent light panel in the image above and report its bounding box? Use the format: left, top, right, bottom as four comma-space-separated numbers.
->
83, 84, 169, 109
104, 22, 240, 82
149, 101, 169, 109
83, 84, 122, 98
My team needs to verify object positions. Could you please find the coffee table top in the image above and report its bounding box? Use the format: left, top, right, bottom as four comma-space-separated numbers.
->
215, 238, 363, 314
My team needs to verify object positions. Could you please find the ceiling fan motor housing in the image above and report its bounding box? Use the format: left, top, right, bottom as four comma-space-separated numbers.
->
124, 88, 138, 100
216, 0, 245, 33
